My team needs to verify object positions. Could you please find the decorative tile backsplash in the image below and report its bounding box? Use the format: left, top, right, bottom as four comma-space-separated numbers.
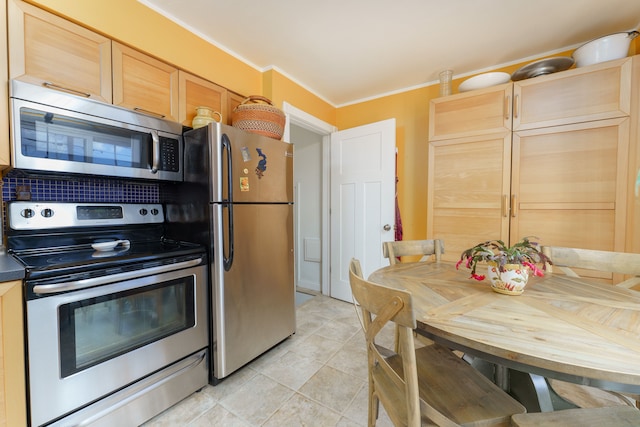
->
2, 171, 160, 203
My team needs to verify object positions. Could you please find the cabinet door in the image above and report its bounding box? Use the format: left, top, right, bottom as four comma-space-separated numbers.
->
8, 0, 112, 102
514, 57, 632, 131
427, 133, 512, 263
0, 0, 10, 171
112, 42, 178, 121
511, 118, 629, 259
429, 83, 512, 141
227, 91, 246, 125
0, 280, 27, 427
178, 71, 227, 127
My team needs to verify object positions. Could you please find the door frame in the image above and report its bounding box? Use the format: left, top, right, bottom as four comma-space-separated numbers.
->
283, 102, 337, 296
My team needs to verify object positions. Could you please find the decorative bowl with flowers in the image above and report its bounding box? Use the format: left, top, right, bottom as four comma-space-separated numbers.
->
456, 237, 552, 295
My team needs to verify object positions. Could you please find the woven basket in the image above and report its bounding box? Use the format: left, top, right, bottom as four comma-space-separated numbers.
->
232, 96, 286, 140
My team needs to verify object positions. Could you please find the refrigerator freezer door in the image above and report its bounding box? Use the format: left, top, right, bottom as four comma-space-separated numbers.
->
210, 203, 295, 379
215, 124, 294, 204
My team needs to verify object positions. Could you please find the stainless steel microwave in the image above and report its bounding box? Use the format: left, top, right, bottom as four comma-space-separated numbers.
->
9, 80, 183, 182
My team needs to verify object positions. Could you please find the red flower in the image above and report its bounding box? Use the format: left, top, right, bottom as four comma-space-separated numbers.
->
471, 273, 486, 281
523, 261, 544, 277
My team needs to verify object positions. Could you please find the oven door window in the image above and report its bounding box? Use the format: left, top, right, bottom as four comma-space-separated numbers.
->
58, 277, 195, 378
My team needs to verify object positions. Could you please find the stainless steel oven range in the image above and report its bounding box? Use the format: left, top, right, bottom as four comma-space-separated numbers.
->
7, 202, 208, 427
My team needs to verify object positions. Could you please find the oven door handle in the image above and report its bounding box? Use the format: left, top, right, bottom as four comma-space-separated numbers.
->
32, 257, 204, 295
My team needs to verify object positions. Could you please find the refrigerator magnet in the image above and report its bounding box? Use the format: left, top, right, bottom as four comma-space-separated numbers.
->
241, 147, 251, 162
255, 148, 267, 179
240, 176, 250, 192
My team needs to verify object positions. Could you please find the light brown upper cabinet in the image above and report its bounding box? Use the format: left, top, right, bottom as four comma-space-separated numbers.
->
428, 56, 638, 275
0, 0, 10, 170
9, 1, 180, 121
513, 58, 632, 131
8, 0, 112, 102
178, 71, 227, 127
429, 84, 512, 141
7, 0, 246, 130
112, 42, 179, 122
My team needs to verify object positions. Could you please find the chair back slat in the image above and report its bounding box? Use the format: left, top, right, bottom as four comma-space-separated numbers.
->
383, 239, 445, 265
349, 259, 416, 330
542, 246, 640, 287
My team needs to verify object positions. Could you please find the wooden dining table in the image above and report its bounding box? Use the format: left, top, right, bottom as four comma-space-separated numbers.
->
368, 261, 640, 410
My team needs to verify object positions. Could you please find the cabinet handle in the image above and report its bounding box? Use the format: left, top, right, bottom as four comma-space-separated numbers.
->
514, 94, 520, 119
502, 195, 508, 217
134, 107, 166, 118
43, 82, 91, 98
504, 95, 511, 120
511, 194, 517, 217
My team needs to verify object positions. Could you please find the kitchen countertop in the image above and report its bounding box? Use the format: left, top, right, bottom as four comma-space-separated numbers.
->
0, 251, 25, 282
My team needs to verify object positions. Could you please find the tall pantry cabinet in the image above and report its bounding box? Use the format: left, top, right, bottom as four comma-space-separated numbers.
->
427, 56, 639, 281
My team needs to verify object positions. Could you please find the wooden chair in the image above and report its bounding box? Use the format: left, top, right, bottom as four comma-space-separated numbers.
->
382, 239, 445, 350
348, 258, 526, 426
533, 246, 640, 410
511, 405, 640, 426
382, 239, 444, 265
541, 246, 640, 289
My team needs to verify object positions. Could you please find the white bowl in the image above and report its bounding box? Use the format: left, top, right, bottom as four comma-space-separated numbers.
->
91, 240, 118, 251
573, 31, 639, 68
458, 72, 511, 92
91, 239, 130, 251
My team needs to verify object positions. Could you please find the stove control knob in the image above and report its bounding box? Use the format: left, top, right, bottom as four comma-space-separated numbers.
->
151, 208, 159, 216
21, 208, 35, 218
41, 208, 54, 218
139, 208, 148, 216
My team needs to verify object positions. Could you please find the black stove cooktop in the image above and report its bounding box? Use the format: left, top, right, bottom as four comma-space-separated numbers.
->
11, 238, 204, 278
6, 202, 206, 282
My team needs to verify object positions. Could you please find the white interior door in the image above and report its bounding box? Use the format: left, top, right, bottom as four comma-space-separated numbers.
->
329, 118, 396, 302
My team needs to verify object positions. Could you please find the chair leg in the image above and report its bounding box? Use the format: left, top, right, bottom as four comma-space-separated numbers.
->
369, 388, 379, 427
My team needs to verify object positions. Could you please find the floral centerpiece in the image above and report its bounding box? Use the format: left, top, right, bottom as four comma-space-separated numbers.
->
456, 237, 552, 295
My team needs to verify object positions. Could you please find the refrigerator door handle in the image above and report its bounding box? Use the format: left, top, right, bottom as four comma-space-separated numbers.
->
222, 133, 234, 271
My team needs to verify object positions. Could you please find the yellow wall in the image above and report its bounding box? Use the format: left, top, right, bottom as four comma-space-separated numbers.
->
263, 69, 336, 125
17, 0, 640, 243
25, 0, 335, 124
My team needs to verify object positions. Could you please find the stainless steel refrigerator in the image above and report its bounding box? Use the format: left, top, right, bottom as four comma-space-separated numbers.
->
171, 122, 295, 382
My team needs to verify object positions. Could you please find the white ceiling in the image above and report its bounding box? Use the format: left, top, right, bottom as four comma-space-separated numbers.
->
140, 0, 640, 106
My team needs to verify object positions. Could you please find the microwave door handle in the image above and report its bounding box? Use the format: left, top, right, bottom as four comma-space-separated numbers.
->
222, 134, 234, 271
150, 130, 160, 174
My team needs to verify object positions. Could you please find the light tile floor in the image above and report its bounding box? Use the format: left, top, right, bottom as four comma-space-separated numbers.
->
143, 294, 395, 426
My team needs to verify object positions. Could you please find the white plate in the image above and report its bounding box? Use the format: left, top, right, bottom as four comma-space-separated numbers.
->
458, 72, 511, 92
91, 239, 130, 251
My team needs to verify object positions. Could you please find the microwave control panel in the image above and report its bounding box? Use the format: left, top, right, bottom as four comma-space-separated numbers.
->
160, 137, 180, 172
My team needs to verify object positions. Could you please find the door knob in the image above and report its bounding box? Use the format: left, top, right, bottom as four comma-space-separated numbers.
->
383, 224, 391, 231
